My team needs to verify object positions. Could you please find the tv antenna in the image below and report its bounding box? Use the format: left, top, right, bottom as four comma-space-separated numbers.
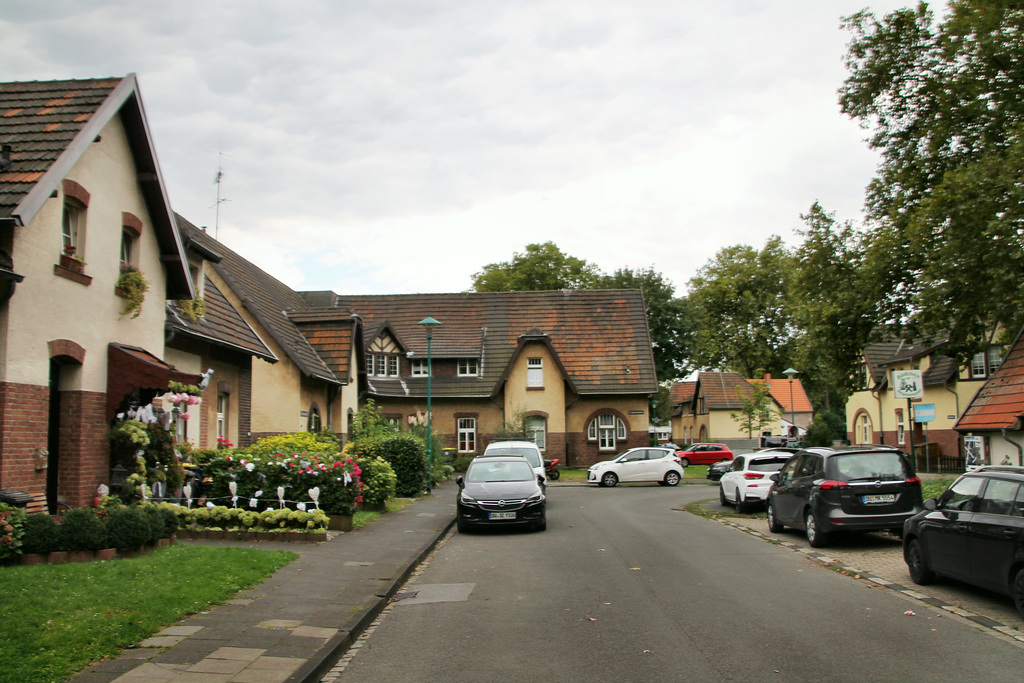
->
212, 150, 231, 239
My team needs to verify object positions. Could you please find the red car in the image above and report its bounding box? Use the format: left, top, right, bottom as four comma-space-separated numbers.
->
676, 443, 734, 467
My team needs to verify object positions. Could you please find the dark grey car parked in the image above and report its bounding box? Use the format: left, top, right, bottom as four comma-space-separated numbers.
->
903, 466, 1024, 618
766, 447, 923, 547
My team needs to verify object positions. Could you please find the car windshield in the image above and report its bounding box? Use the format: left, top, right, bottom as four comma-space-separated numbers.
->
486, 448, 542, 468
832, 452, 908, 482
467, 460, 534, 483
748, 457, 790, 472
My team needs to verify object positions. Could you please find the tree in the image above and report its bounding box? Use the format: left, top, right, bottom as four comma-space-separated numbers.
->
840, 1, 1024, 363
790, 203, 875, 410
471, 241, 601, 292
595, 266, 696, 381
730, 382, 781, 439
686, 236, 796, 377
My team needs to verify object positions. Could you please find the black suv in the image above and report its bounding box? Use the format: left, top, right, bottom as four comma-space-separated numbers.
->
903, 466, 1024, 618
766, 447, 922, 547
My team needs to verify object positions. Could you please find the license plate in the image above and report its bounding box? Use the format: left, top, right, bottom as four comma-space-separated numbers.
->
862, 494, 895, 504
488, 512, 516, 520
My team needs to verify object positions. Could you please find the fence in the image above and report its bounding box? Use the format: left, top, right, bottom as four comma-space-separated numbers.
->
913, 442, 964, 475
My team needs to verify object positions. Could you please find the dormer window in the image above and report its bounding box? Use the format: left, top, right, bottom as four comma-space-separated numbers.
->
458, 358, 479, 376
366, 353, 399, 377
527, 357, 543, 387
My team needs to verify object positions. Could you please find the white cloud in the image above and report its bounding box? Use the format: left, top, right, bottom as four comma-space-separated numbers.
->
0, 0, 943, 296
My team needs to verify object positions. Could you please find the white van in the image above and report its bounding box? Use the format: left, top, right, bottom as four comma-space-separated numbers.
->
481, 440, 546, 485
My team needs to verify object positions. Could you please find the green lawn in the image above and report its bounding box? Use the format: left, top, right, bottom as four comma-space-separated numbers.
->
557, 466, 710, 482
0, 544, 296, 683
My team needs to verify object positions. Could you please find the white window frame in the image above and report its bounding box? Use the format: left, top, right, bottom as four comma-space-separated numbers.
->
527, 357, 543, 388
597, 414, 616, 450
859, 414, 871, 444
216, 393, 228, 440
896, 411, 905, 445
366, 354, 375, 376
388, 355, 398, 377
411, 358, 429, 376
971, 352, 987, 378
457, 417, 477, 453
988, 347, 1003, 375
458, 358, 479, 376
62, 201, 83, 255
120, 229, 135, 269
527, 416, 546, 450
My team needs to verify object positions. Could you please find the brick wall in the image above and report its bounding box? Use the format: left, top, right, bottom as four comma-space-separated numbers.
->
58, 390, 110, 508
0, 382, 50, 493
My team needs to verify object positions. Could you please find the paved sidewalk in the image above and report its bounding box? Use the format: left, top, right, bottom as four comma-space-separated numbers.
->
70, 482, 457, 683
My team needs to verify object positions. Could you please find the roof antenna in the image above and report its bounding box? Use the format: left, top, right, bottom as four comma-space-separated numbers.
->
212, 150, 230, 240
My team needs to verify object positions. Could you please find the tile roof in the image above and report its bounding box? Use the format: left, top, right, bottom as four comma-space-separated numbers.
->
669, 381, 696, 405
320, 290, 657, 398
957, 329, 1024, 431
287, 310, 357, 383
176, 216, 340, 386
698, 372, 758, 410
861, 334, 950, 388
165, 275, 276, 362
0, 75, 192, 298
757, 374, 813, 414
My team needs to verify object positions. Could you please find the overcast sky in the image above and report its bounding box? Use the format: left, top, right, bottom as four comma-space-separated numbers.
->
1, 1, 942, 297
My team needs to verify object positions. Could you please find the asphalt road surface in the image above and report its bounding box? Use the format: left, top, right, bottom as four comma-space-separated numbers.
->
329, 484, 1024, 682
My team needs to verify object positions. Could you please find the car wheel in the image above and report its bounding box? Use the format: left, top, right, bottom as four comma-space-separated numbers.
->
1013, 568, 1024, 620
905, 537, 934, 585
766, 500, 784, 533
805, 510, 829, 548
679, 457, 690, 468
664, 471, 680, 486
719, 485, 728, 506
601, 472, 619, 487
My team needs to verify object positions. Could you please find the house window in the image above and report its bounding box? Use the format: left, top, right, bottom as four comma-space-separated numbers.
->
896, 411, 905, 445
388, 355, 398, 376
971, 352, 987, 378
590, 413, 626, 450
988, 347, 1004, 374
858, 413, 872, 444
458, 358, 479, 376
62, 201, 84, 256
527, 416, 546, 450
387, 417, 402, 428
216, 393, 228, 440
120, 229, 136, 269
367, 354, 399, 377
366, 354, 375, 376
527, 358, 543, 387
458, 417, 476, 453
411, 358, 429, 376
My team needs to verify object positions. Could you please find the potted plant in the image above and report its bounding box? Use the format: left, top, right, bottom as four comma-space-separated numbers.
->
115, 266, 149, 319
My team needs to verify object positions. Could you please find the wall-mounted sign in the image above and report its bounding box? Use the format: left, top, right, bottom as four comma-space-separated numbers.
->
300, 411, 308, 418
628, 410, 645, 415
893, 370, 923, 399
914, 403, 936, 423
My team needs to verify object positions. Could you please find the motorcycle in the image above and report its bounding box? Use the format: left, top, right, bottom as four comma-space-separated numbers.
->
543, 458, 561, 481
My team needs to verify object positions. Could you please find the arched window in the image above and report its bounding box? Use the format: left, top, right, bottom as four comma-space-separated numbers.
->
588, 413, 627, 450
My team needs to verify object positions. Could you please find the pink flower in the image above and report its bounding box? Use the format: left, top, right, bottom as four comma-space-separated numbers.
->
180, 413, 190, 421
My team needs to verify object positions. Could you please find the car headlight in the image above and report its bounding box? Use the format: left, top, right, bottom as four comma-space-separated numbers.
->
526, 492, 545, 504
459, 492, 477, 505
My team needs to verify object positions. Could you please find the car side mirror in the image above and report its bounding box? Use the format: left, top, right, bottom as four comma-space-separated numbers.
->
456, 476, 464, 488
923, 498, 937, 511
770, 473, 779, 482
538, 474, 545, 486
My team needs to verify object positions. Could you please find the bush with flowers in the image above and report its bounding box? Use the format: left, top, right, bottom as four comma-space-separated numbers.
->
198, 450, 362, 516
0, 502, 26, 564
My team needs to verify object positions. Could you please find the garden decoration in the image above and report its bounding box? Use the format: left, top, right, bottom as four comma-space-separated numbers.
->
229, 481, 238, 508
182, 484, 192, 509
308, 487, 320, 509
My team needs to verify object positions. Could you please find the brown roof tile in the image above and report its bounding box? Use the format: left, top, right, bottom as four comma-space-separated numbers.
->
957, 330, 1024, 431
699, 372, 756, 410
165, 275, 276, 362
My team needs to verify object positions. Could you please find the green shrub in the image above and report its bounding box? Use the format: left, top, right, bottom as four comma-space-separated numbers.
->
248, 432, 336, 457
104, 506, 150, 551
379, 434, 428, 497
453, 456, 473, 473
151, 504, 179, 538
58, 508, 107, 552
0, 503, 27, 562
803, 418, 834, 447
21, 513, 60, 554
356, 456, 397, 507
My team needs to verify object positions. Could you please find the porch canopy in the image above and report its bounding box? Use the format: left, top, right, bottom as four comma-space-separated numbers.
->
106, 342, 202, 421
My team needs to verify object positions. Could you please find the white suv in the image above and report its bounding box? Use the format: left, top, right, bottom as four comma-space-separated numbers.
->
482, 440, 546, 485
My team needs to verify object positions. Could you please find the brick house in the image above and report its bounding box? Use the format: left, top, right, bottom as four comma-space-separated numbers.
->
956, 327, 1024, 468
0, 76, 198, 510
845, 335, 1004, 464
300, 290, 658, 467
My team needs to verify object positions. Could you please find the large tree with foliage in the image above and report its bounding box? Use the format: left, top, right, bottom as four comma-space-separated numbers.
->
840, 1, 1024, 362
790, 203, 875, 410
471, 243, 695, 381
471, 241, 601, 292
686, 236, 796, 378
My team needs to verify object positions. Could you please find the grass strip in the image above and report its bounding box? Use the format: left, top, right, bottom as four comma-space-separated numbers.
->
0, 544, 296, 683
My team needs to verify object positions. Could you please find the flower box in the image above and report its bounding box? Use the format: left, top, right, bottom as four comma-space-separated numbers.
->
59, 253, 85, 273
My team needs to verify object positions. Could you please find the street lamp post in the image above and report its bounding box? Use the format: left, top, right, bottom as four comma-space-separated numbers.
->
417, 317, 442, 492
783, 368, 798, 443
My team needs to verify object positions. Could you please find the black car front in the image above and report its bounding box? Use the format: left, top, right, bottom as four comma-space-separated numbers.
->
457, 457, 546, 530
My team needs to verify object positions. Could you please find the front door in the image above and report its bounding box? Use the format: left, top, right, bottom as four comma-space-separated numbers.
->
46, 359, 61, 514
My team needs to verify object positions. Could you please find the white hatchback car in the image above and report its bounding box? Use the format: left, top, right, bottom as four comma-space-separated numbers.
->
482, 440, 546, 485
588, 447, 683, 487
719, 450, 794, 512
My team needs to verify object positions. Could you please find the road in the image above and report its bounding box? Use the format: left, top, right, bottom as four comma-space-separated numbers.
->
328, 483, 1024, 682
